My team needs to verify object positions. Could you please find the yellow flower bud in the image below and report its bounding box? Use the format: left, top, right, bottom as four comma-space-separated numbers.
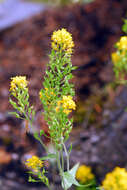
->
10, 76, 28, 93
51, 28, 74, 54
56, 96, 76, 115
117, 36, 127, 50
102, 167, 127, 190
76, 165, 95, 184
25, 156, 43, 172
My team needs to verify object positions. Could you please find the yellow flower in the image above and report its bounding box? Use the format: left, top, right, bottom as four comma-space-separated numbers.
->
56, 95, 76, 114
62, 95, 76, 113
112, 52, 120, 64
25, 156, 43, 172
51, 28, 74, 54
10, 76, 28, 92
76, 165, 95, 184
117, 36, 127, 50
39, 91, 43, 100
102, 167, 127, 190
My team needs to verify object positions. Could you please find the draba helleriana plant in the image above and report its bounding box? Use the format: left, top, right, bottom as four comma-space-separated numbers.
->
101, 167, 127, 190
101, 19, 127, 190
9, 28, 87, 190
111, 19, 127, 85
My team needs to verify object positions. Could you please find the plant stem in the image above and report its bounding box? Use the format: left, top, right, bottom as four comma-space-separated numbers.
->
38, 137, 48, 153
56, 148, 62, 176
56, 147, 66, 190
24, 112, 48, 153
47, 184, 52, 190
61, 146, 64, 172
62, 142, 69, 171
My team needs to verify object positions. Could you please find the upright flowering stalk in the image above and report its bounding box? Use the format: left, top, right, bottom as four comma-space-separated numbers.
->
40, 28, 76, 148
9, 29, 83, 190
9, 76, 35, 128
112, 20, 127, 84
112, 37, 127, 83
39, 28, 83, 189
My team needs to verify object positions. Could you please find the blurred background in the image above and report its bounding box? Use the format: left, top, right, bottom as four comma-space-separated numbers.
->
0, 0, 127, 189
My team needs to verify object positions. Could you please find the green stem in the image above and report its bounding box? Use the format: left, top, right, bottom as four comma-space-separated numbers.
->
39, 171, 52, 190
38, 137, 48, 153
56, 148, 62, 176
61, 146, 64, 172
47, 184, 52, 190
24, 112, 48, 153
62, 142, 69, 171
56, 147, 66, 190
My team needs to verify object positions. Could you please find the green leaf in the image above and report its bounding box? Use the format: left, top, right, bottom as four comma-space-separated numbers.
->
62, 172, 74, 190
72, 66, 78, 70
68, 143, 72, 154
69, 163, 79, 178
62, 163, 79, 189
28, 176, 38, 182
40, 129, 45, 136
122, 19, 127, 34
40, 153, 56, 160
28, 107, 31, 116
32, 109, 35, 120
62, 163, 89, 190
62, 172, 80, 189
34, 132, 40, 141
9, 99, 18, 109
9, 111, 20, 118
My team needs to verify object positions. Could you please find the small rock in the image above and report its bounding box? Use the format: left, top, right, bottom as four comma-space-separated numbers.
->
0, 113, 5, 123
0, 148, 11, 164
90, 135, 100, 144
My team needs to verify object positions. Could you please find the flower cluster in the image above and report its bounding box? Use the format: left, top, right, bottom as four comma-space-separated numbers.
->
112, 35, 127, 81
116, 36, 127, 50
76, 165, 95, 184
51, 28, 74, 54
25, 156, 43, 172
56, 95, 76, 114
112, 52, 121, 65
10, 76, 28, 93
102, 167, 127, 190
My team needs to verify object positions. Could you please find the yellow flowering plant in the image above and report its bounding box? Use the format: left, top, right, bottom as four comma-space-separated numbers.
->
75, 165, 97, 190
101, 167, 127, 190
25, 156, 50, 187
104, 19, 127, 190
9, 28, 86, 190
9, 76, 35, 126
112, 19, 127, 84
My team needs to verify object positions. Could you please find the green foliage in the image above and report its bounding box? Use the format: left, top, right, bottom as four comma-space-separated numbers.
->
28, 0, 94, 5
40, 49, 75, 145
9, 87, 35, 124
62, 163, 87, 190
28, 168, 50, 187
9, 28, 79, 190
40, 153, 56, 160
122, 19, 127, 34
76, 179, 97, 190
111, 18, 127, 84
